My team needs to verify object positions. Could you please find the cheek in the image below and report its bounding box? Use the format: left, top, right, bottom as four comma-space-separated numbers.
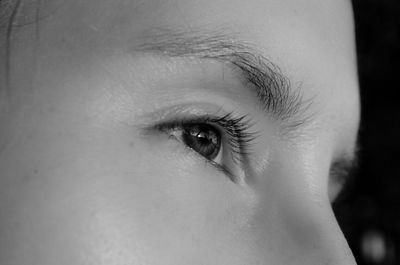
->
0, 115, 257, 264
105, 139, 259, 262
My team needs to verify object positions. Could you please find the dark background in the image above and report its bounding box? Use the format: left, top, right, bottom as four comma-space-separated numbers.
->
333, 1, 400, 264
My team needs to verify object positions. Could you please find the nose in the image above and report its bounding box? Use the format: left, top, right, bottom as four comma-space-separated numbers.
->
280, 195, 358, 265
317, 210, 358, 265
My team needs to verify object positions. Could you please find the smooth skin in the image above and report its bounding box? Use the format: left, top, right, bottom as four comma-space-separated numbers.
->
0, 0, 359, 264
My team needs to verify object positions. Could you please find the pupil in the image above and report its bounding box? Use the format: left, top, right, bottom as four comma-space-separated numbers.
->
182, 125, 221, 160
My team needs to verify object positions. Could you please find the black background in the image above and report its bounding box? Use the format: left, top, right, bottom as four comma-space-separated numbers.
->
333, 1, 400, 264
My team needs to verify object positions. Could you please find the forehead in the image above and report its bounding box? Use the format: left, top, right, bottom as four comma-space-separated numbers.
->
16, 0, 359, 146
38, 0, 354, 56
38, 0, 357, 88
38, 0, 357, 82
47, 0, 354, 55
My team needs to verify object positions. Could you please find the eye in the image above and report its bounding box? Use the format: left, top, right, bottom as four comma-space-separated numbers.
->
172, 123, 223, 163
152, 112, 258, 181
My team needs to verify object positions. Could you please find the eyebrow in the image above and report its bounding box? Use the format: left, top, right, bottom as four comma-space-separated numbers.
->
135, 30, 312, 129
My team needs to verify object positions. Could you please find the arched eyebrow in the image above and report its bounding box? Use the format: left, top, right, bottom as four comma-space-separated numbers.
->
135, 30, 313, 130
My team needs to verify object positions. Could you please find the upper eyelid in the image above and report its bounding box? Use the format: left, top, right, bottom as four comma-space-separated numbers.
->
151, 115, 228, 132
152, 114, 258, 144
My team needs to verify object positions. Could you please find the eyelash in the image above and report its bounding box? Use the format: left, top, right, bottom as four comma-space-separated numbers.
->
154, 112, 258, 177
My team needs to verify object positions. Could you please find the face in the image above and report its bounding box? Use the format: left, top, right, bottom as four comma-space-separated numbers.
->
0, 0, 360, 264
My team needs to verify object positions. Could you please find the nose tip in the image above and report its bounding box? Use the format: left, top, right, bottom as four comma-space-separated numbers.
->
280, 195, 357, 265
316, 211, 358, 265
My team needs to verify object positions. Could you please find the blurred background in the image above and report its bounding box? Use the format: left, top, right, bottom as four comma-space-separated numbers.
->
333, 0, 400, 264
